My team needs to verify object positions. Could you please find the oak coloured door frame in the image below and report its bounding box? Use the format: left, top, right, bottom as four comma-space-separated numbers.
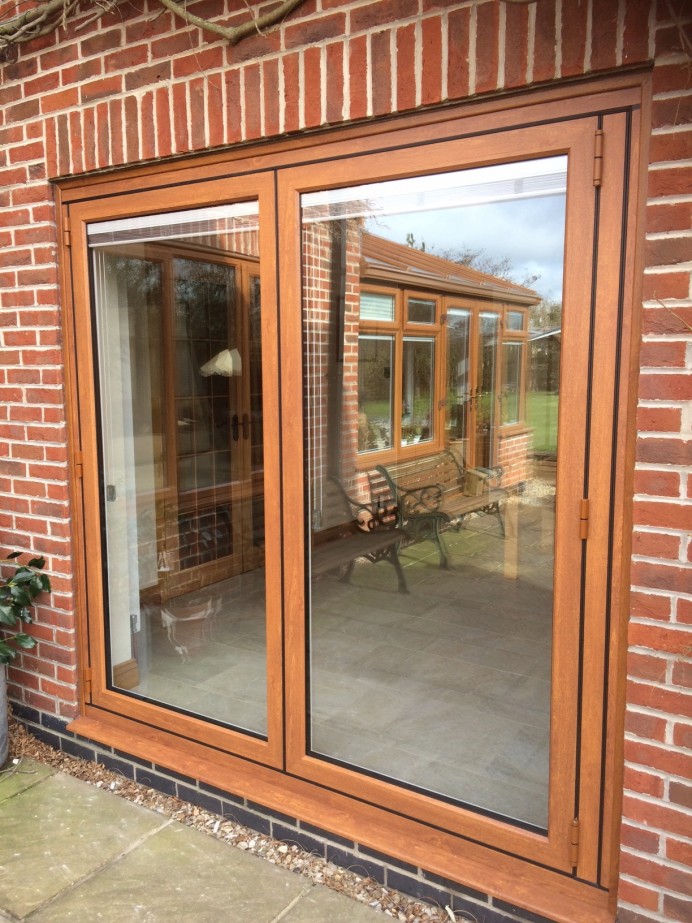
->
57, 75, 645, 920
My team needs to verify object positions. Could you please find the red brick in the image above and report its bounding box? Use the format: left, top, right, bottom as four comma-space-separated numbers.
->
350, 0, 418, 33
172, 82, 188, 154
6, 99, 40, 123
281, 56, 298, 134
663, 894, 692, 922
626, 678, 692, 719
125, 61, 172, 94
625, 708, 667, 742
560, 0, 587, 77
679, 598, 692, 624
60, 57, 104, 88
396, 24, 417, 112
503, 0, 529, 89
645, 236, 692, 268
647, 201, 692, 234
620, 820, 662, 853
654, 19, 692, 58
666, 836, 692, 867
349, 35, 368, 121
40, 87, 79, 115
154, 88, 171, 159
447, 7, 471, 100
629, 622, 690, 656
8, 140, 44, 164
642, 306, 692, 335
591, 0, 619, 72
637, 406, 682, 432
636, 437, 692, 466
617, 878, 660, 914
632, 529, 681, 559
325, 42, 344, 125
372, 30, 392, 117
284, 12, 346, 50
303, 46, 321, 129
633, 468, 681, 500
188, 78, 205, 150
623, 0, 652, 66
653, 62, 692, 96
641, 340, 689, 372
172, 47, 222, 80
241, 63, 261, 141
648, 165, 692, 198
672, 658, 692, 689
639, 372, 692, 401
421, 16, 442, 105
474, 0, 499, 93
620, 851, 692, 899
80, 28, 124, 58
104, 44, 148, 73
652, 94, 692, 130
82, 106, 95, 173
649, 127, 692, 165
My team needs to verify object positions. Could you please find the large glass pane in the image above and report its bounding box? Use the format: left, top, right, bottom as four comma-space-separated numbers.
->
302, 158, 566, 830
401, 337, 434, 444
90, 202, 268, 737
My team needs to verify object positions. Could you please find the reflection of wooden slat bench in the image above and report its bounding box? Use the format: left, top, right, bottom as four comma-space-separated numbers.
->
375, 450, 508, 568
310, 476, 408, 593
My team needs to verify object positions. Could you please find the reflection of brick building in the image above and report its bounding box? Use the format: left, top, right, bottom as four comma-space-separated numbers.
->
305, 226, 540, 521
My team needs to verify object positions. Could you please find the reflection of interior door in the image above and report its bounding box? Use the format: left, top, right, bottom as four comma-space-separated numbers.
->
474, 311, 499, 468
158, 253, 263, 600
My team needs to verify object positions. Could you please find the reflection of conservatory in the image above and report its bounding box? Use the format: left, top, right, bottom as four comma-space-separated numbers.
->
351, 232, 541, 486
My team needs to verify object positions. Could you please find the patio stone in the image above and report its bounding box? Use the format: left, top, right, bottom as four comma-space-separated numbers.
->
0, 758, 54, 803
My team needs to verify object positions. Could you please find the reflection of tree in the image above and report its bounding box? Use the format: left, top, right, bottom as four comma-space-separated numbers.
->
406, 236, 540, 289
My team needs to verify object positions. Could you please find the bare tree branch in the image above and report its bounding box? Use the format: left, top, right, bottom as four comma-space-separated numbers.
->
158, 0, 303, 44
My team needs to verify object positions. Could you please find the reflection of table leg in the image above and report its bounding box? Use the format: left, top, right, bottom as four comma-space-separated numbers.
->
504, 497, 519, 580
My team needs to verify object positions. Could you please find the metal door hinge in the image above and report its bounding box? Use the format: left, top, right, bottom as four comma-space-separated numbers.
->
579, 498, 589, 540
74, 451, 84, 479
593, 129, 604, 187
570, 817, 580, 868
63, 216, 71, 248
83, 667, 92, 699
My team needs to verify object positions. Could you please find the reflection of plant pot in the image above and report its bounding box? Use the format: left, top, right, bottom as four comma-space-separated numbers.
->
1, 664, 8, 767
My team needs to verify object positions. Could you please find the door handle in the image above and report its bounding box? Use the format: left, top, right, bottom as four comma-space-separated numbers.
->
232, 414, 239, 441
242, 414, 250, 440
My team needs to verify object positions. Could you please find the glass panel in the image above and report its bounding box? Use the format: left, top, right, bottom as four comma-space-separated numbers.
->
361, 291, 395, 322
477, 312, 499, 468
302, 157, 566, 830
446, 309, 471, 458
358, 336, 394, 453
502, 342, 523, 425
401, 338, 434, 444
506, 310, 525, 331
408, 297, 435, 324
89, 202, 268, 738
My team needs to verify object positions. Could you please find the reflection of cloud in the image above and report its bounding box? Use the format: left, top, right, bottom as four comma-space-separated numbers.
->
369, 194, 566, 302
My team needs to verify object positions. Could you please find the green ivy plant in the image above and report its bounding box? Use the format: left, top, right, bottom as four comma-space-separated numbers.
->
0, 553, 51, 666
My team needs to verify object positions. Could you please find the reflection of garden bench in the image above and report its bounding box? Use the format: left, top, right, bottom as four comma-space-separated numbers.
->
375, 450, 508, 568
310, 476, 408, 593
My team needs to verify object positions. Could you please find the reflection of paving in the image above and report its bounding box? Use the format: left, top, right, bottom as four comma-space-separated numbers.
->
128, 489, 554, 831
310, 497, 555, 830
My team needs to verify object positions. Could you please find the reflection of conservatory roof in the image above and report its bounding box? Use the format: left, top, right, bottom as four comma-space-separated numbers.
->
529, 327, 562, 341
360, 232, 540, 306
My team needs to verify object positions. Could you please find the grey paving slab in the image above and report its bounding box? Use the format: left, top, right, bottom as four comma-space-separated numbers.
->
30, 821, 311, 923
0, 771, 167, 918
0, 758, 54, 803
284, 886, 386, 922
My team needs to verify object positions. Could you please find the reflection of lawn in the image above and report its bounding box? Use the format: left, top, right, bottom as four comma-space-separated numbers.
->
527, 391, 558, 454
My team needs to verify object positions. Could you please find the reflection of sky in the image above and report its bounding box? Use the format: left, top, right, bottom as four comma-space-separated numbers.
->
367, 193, 566, 303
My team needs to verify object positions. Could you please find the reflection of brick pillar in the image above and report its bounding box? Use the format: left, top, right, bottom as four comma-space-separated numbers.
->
303, 218, 363, 526
497, 430, 532, 489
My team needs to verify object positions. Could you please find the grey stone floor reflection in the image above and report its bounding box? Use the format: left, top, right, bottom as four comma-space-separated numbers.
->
125, 486, 554, 831
309, 491, 554, 830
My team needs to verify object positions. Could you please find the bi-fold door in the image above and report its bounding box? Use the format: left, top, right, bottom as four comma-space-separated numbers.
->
65, 100, 638, 887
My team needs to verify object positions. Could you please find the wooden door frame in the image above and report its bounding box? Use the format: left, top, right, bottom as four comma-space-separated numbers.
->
57, 74, 646, 921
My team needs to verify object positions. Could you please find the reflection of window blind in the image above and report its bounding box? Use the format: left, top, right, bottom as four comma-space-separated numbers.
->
88, 203, 259, 246
303, 156, 567, 223
361, 292, 395, 321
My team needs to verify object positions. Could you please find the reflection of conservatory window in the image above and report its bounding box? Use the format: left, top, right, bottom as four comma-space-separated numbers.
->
358, 335, 393, 452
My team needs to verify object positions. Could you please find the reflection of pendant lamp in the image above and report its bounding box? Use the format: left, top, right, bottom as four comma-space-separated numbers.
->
199, 347, 242, 377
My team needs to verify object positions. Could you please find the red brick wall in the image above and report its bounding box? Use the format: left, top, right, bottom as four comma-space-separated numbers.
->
1, 1, 690, 920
